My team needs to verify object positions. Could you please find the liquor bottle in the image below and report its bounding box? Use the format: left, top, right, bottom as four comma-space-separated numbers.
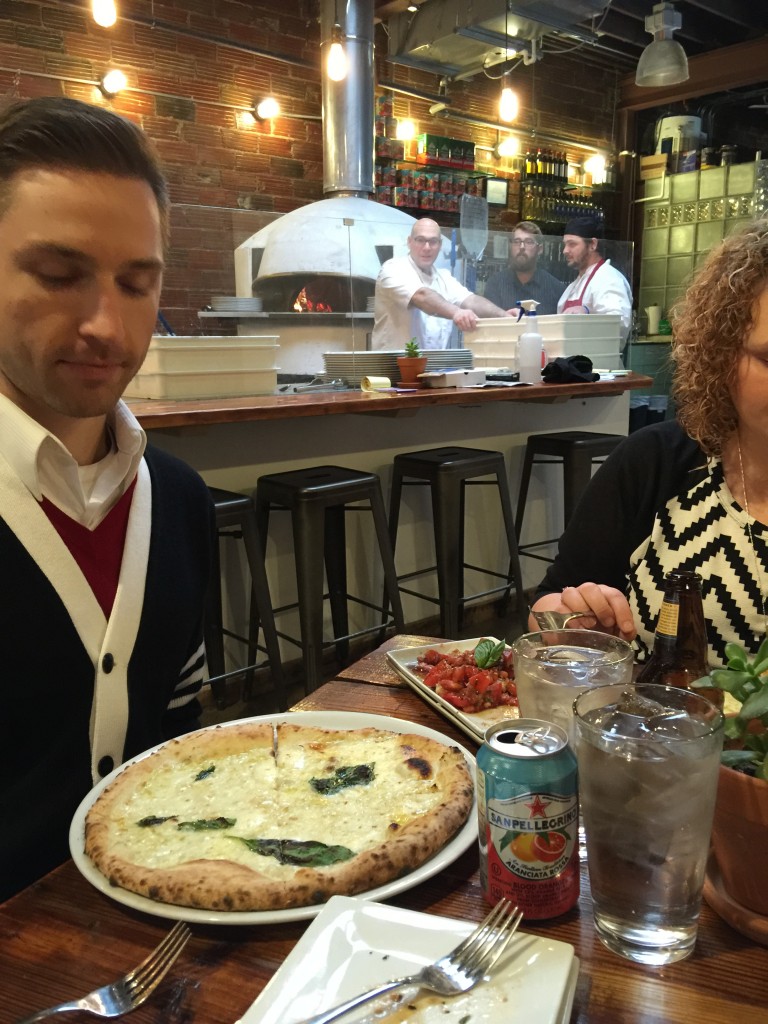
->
636, 570, 723, 708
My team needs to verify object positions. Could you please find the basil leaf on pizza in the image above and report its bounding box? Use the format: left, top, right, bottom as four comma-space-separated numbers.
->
83, 722, 473, 911
177, 817, 236, 832
310, 763, 374, 794
232, 837, 355, 866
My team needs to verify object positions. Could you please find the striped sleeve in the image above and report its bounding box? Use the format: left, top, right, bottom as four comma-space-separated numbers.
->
166, 637, 206, 710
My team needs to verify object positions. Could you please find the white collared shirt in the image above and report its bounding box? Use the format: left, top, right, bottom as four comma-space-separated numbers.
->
372, 254, 471, 350
0, 394, 146, 529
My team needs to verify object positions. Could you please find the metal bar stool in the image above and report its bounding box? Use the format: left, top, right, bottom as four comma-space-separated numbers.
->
254, 465, 405, 693
205, 487, 285, 710
388, 445, 527, 638
515, 431, 625, 563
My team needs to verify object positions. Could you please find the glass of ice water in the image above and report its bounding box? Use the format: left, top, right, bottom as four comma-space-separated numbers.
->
574, 682, 724, 965
512, 629, 635, 745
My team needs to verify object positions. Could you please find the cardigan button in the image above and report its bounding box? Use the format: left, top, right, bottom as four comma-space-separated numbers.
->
98, 755, 114, 777
102, 653, 115, 673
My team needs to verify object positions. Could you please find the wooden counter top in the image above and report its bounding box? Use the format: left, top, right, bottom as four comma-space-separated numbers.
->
127, 373, 652, 429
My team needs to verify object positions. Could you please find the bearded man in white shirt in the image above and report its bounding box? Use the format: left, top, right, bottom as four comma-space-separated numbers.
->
0, 97, 215, 899
557, 215, 633, 340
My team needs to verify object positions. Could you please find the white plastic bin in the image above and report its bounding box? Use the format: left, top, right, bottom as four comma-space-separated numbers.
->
125, 335, 280, 398
124, 367, 278, 399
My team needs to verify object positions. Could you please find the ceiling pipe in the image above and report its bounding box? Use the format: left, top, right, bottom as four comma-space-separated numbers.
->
320, 0, 375, 198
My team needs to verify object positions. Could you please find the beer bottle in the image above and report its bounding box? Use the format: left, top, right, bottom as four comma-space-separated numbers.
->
636, 570, 723, 708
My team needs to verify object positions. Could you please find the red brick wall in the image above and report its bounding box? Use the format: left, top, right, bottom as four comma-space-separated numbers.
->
0, 0, 618, 332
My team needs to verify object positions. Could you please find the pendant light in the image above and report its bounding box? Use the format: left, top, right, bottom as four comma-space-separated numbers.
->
326, 0, 348, 83
91, 0, 117, 28
635, 2, 689, 87
499, 85, 519, 123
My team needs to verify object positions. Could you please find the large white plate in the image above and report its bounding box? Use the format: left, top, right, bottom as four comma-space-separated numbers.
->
69, 711, 477, 926
239, 895, 578, 1024
387, 638, 520, 744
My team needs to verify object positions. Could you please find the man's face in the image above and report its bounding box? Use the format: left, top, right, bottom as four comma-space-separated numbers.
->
407, 222, 443, 272
0, 167, 164, 431
562, 234, 595, 274
510, 231, 540, 273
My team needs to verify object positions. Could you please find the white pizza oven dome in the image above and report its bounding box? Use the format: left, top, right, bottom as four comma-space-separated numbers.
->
234, 197, 416, 313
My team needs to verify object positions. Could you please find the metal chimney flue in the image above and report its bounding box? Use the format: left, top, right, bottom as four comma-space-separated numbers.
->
320, 0, 375, 198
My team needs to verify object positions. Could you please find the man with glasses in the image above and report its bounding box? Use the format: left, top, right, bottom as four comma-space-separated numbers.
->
372, 218, 512, 350
484, 221, 564, 314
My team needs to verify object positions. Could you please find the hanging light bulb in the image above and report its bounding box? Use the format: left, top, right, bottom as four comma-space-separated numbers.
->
499, 86, 519, 123
99, 68, 127, 97
327, 23, 348, 82
91, 0, 117, 28
255, 96, 280, 120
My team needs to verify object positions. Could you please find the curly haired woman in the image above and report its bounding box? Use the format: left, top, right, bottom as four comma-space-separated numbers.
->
530, 219, 768, 666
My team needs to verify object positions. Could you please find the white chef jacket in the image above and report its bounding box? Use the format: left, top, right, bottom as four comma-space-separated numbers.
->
556, 259, 632, 340
371, 254, 471, 350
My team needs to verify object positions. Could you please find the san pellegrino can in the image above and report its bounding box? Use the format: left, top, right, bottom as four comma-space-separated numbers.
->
477, 719, 579, 919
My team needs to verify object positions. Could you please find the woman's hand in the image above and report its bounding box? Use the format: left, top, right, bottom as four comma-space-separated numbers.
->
530, 584, 637, 640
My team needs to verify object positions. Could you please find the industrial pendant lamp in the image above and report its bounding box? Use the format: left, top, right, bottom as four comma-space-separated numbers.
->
635, 2, 689, 87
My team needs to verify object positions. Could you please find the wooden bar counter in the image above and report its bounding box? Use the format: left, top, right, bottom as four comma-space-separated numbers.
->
1, 640, 765, 1024
127, 373, 652, 430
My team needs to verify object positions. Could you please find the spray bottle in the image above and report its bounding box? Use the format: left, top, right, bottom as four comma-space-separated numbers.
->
516, 299, 542, 383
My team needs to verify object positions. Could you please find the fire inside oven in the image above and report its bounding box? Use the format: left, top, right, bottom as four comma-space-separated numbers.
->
251, 274, 374, 314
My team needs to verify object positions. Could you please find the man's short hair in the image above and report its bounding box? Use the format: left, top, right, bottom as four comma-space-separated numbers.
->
512, 221, 543, 237
0, 96, 169, 243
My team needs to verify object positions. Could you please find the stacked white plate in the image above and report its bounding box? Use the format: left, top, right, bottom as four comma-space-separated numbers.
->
425, 349, 473, 369
323, 351, 399, 386
366, 296, 376, 312
323, 349, 475, 387
210, 296, 264, 312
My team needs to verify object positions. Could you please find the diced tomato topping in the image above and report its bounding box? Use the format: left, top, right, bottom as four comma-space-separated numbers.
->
411, 644, 517, 713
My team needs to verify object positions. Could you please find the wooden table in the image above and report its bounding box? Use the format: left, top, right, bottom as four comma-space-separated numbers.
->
1, 638, 765, 1024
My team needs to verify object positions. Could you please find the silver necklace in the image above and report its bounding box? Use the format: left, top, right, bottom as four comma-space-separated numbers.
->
737, 438, 768, 635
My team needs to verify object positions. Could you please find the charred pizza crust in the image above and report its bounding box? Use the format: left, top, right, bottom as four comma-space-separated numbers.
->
84, 721, 473, 911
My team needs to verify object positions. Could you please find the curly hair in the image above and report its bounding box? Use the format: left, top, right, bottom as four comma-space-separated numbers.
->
671, 218, 768, 455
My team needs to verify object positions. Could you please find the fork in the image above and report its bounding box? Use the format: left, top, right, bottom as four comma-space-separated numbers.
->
530, 608, 597, 630
14, 921, 191, 1023
299, 899, 523, 1024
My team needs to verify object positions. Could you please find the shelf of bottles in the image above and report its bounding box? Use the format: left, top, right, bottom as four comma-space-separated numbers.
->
519, 146, 607, 231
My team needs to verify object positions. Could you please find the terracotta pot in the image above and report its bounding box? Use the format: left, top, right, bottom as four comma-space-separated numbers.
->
710, 763, 768, 914
396, 355, 428, 383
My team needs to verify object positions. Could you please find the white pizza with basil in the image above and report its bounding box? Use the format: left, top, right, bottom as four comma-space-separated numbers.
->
84, 720, 473, 911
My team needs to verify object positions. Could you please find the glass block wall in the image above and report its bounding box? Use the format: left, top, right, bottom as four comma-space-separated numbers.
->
637, 160, 768, 325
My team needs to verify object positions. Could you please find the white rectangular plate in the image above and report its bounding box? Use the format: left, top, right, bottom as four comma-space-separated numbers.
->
239, 896, 578, 1024
387, 638, 519, 744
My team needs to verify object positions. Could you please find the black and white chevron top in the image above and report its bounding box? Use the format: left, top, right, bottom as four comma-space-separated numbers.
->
535, 420, 768, 668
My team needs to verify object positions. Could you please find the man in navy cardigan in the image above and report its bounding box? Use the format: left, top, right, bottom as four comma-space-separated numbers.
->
0, 97, 215, 899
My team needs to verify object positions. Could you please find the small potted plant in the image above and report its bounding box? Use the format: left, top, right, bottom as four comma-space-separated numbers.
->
698, 639, 768, 930
397, 338, 428, 384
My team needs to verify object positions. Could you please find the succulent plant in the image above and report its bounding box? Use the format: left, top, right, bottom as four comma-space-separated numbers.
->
404, 338, 421, 358
700, 638, 768, 780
